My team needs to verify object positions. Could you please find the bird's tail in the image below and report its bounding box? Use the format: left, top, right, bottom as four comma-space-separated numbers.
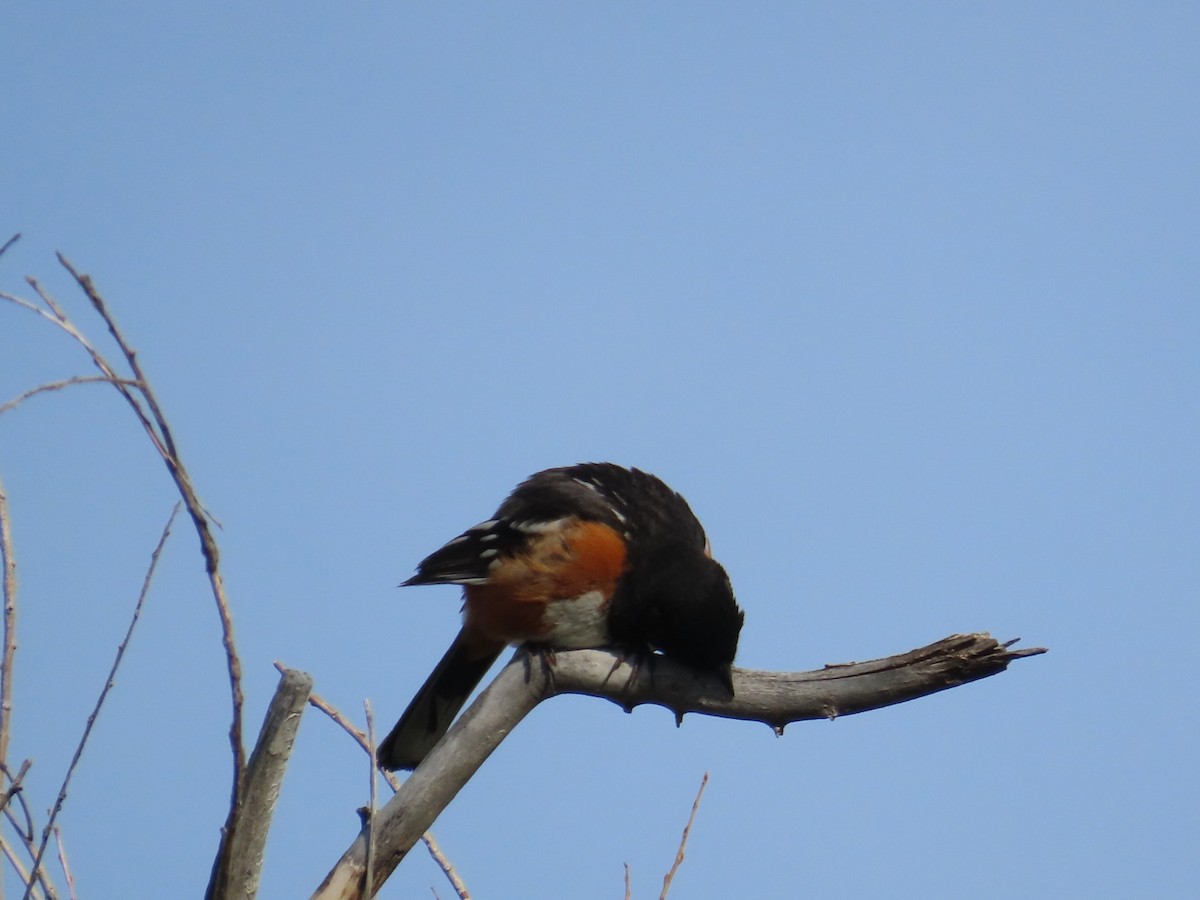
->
377, 629, 505, 771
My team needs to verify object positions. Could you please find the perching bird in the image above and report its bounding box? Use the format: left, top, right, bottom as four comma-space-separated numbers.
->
377, 463, 744, 771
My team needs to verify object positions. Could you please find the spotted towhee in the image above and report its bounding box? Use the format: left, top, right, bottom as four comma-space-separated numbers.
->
377, 462, 744, 771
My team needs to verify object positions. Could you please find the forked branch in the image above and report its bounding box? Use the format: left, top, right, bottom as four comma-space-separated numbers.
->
313, 633, 1045, 899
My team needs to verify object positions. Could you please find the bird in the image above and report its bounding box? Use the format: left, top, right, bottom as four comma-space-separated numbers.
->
376, 462, 744, 771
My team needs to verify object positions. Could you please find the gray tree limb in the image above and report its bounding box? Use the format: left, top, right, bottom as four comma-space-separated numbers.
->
312, 633, 1045, 899
208, 667, 314, 900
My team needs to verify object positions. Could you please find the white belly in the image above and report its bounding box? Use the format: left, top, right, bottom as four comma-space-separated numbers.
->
540, 589, 611, 648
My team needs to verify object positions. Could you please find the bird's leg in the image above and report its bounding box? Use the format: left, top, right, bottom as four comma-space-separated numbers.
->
523, 642, 559, 693
603, 644, 657, 692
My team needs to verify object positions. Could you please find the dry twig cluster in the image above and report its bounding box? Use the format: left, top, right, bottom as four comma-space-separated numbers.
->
0, 237, 260, 898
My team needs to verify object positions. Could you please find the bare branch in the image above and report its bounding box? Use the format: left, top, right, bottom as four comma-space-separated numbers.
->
22, 503, 180, 900
206, 667, 313, 900
556, 633, 1048, 731
51, 259, 246, 791
0, 233, 20, 259
0, 474, 18, 765
277, 665, 368, 750
421, 834, 470, 900
364, 702, 377, 900
280, 663, 471, 900
54, 255, 180, 462
0, 759, 30, 818
0, 289, 60, 321
8, 259, 248, 879
1, 835, 45, 900
660, 772, 707, 899
0, 760, 35, 841
0, 376, 142, 418
17, 278, 171, 462
52, 827, 76, 900
313, 634, 1044, 898
1, 777, 58, 900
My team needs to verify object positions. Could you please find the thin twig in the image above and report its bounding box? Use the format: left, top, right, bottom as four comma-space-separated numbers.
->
23, 258, 245, 823
52, 827, 76, 900
3, 793, 58, 900
21, 503, 180, 900
0, 760, 51, 899
624, 862, 632, 900
0, 760, 35, 841
0, 376, 142, 418
0, 290, 56, 320
0, 233, 20, 260
0, 474, 18, 765
287, 671, 367, 747
660, 773, 708, 900
281, 665, 471, 900
1, 835, 44, 900
54, 257, 180, 461
0, 759, 31, 818
364, 701, 378, 899
17, 279, 170, 462
58, 257, 246, 795
0, 760, 53, 900
422, 834, 470, 900
5, 262, 250, 890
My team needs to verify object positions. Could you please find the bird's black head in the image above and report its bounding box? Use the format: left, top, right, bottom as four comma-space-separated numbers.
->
613, 553, 744, 692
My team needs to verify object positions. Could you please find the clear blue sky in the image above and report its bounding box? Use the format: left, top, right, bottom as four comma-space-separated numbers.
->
3, 3, 1197, 898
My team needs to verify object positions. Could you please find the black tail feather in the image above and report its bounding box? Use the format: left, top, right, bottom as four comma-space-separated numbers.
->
377, 630, 504, 771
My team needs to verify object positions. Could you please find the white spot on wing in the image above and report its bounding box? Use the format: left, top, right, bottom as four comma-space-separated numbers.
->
511, 517, 569, 534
